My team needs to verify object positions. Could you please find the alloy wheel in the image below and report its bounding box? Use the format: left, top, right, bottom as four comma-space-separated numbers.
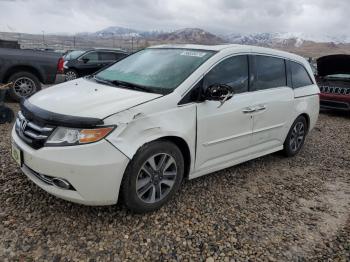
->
65, 71, 77, 81
13, 77, 36, 97
136, 153, 178, 204
289, 121, 305, 152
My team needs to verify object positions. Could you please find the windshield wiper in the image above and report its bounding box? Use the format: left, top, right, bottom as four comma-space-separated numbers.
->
93, 76, 154, 93
93, 75, 116, 86
110, 80, 154, 93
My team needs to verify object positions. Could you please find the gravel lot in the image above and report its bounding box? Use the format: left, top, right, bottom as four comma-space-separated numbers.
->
0, 102, 349, 261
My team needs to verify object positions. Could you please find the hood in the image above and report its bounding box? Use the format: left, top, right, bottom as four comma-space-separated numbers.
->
317, 55, 350, 77
28, 78, 162, 119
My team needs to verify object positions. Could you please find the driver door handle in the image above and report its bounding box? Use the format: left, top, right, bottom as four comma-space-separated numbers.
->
255, 105, 266, 111
242, 107, 256, 113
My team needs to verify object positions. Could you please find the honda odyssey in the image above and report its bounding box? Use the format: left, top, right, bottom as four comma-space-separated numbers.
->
11, 44, 320, 213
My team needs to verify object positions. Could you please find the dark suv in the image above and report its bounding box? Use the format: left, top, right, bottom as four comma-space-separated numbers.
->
316, 54, 350, 112
63, 49, 128, 81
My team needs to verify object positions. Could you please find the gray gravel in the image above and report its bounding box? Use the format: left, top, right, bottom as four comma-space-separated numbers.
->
1, 102, 349, 261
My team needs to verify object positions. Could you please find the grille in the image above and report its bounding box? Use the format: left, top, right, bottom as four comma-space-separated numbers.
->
15, 111, 55, 149
319, 85, 350, 95
320, 100, 350, 110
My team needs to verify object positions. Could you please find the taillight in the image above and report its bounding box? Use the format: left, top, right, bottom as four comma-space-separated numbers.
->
57, 57, 64, 74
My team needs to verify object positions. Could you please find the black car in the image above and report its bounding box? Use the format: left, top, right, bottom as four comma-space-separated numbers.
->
63, 49, 128, 81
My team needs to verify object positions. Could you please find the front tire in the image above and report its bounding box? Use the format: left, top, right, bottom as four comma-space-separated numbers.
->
283, 116, 307, 157
8, 72, 41, 101
121, 140, 184, 213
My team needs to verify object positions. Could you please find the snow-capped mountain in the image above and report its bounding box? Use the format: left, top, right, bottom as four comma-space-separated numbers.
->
157, 28, 224, 45
223, 32, 350, 47
78, 26, 350, 48
83, 27, 225, 44
82, 26, 170, 39
90, 26, 142, 38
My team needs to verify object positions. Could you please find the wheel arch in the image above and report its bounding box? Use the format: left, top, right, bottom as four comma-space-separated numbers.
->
65, 67, 79, 75
3, 65, 44, 83
153, 136, 192, 180
299, 113, 310, 133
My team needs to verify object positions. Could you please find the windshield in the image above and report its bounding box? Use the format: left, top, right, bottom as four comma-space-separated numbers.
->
95, 48, 215, 94
64, 50, 85, 60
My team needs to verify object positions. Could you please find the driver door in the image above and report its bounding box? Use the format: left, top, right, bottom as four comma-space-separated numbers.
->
195, 55, 254, 172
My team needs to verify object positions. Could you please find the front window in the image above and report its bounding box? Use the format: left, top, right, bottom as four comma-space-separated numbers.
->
204, 55, 249, 94
96, 48, 215, 94
81, 51, 98, 63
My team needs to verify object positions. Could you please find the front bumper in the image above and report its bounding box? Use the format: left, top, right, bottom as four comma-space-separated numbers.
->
12, 127, 130, 206
320, 93, 350, 111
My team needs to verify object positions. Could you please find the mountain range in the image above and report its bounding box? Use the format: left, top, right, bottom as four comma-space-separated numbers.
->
2, 26, 350, 57
84, 26, 350, 46
77, 26, 350, 57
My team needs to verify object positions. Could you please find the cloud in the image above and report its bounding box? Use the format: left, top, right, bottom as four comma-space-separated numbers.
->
0, 0, 348, 36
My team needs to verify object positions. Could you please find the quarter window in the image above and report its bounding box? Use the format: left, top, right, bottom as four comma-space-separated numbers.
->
291, 61, 313, 88
251, 56, 286, 91
204, 55, 249, 94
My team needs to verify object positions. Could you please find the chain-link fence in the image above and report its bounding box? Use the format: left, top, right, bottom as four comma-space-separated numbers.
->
0, 32, 152, 53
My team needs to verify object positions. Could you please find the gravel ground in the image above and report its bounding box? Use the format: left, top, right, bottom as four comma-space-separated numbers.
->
0, 102, 349, 261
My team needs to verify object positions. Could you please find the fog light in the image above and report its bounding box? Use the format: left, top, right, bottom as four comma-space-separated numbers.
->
52, 178, 71, 190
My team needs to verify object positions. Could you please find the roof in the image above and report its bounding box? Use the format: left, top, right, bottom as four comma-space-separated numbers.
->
150, 44, 240, 51
71, 48, 128, 53
150, 44, 306, 64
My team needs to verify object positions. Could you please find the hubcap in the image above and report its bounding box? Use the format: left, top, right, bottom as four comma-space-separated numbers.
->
136, 153, 177, 204
65, 71, 77, 81
13, 77, 36, 97
289, 122, 305, 152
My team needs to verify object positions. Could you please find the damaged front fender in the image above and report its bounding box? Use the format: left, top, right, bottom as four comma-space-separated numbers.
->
103, 104, 197, 173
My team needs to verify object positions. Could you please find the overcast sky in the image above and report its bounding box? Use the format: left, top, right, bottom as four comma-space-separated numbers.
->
0, 0, 348, 36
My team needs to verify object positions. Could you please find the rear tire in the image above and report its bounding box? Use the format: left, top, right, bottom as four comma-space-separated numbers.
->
8, 72, 41, 102
283, 116, 307, 157
121, 140, 184, 213
65, 69, 78, 81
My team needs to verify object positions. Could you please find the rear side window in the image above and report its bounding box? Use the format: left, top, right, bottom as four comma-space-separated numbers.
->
99, 52, 118, 61
291, 61, 313, 88
251, 56, 286, 91
204, 55, 249, 94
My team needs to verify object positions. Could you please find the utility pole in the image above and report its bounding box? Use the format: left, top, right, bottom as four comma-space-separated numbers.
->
42, 30, 45, 48
73, 35, 76, 48
18, 33, 21, 48
131, 37, 134, 52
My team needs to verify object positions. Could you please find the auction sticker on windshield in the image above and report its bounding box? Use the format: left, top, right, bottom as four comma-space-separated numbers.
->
180, 51, 207, 57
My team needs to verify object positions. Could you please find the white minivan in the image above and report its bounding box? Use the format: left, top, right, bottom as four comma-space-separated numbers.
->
12, 44, 319, 213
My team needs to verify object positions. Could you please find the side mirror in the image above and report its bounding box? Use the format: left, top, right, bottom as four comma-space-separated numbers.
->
205, 84, 234, 107
82, 58, 90, 63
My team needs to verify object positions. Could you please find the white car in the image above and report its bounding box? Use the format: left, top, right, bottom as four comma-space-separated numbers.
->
11, 44, 319, 213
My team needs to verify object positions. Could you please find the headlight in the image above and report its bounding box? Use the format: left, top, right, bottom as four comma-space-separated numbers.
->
46, 126, 114, 146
